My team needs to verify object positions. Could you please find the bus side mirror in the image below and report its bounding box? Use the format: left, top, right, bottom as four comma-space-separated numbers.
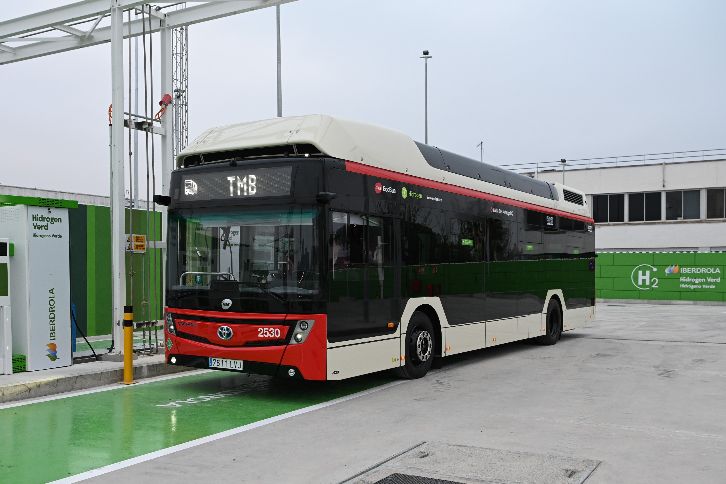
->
316, 192, 337, 204
153, 195, 171, 206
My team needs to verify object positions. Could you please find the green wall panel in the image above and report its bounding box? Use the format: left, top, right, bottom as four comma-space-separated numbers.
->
596, 252, 726, 303
652, 252, 696, 266
68, 205, 88, 335
0, 263, 8, 297
86, 205, 113, 336
63, 205, 166, 337
596, 253, 614, 265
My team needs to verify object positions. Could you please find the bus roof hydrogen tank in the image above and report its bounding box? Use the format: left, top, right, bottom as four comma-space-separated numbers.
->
163, 115, 595, 380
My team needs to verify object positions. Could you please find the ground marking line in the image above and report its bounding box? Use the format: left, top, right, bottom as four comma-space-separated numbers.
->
0, 370, 210, 410
50, 379, 408, 484
578, 461, 602, 484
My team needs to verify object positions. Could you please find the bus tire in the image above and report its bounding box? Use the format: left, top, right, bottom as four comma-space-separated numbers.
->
538, 298, 562, 346
396, 312, 435, 379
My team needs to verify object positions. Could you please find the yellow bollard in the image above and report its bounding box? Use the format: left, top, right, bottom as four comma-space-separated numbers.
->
123, 305, 134, 385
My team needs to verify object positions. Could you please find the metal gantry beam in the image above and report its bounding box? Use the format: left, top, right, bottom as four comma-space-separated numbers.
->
1, 0, 296, 355
0, 1, 297, 65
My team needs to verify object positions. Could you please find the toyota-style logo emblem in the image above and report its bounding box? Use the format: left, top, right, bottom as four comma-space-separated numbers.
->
217, 326, 233, 340
221, 298, 232, 310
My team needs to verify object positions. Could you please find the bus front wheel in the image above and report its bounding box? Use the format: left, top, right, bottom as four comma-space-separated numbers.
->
538, 299, 562, 345
396, 312, 435, 379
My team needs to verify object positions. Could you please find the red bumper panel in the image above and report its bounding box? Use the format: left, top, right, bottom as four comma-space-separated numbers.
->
165, 308, 327, 381
280, 314, 327, 381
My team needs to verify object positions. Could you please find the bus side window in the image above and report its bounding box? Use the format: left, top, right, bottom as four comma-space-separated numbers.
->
347, 213, 366, 267
488, 218, 516, 261
451, 218, 484, 263
330, 211, 349, 271
523, 211, 543, 244
403, 208, 448, 265
365, 216, 392, 266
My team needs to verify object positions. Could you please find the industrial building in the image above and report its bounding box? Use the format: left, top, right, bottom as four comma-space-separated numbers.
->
508, 153, 726, 304
521, 154, 726, 252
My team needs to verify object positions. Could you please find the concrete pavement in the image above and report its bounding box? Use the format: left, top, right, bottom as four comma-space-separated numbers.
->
92, 303, 726, 483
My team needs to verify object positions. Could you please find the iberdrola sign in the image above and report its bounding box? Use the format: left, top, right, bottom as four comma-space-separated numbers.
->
630, 263, 722, 291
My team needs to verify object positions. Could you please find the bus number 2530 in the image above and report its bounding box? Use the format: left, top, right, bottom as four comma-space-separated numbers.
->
258, 327, 281, 338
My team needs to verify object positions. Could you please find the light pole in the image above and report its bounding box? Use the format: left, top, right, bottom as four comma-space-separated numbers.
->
421, 50, 432, 144
560, 158, 567, 184
276, 5, 282, 117
476, 140, 484, 162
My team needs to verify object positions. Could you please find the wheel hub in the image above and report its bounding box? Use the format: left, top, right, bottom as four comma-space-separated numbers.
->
415, 331, 432, 363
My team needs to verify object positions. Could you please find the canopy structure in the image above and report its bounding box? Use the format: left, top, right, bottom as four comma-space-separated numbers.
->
0, 0, 296, 353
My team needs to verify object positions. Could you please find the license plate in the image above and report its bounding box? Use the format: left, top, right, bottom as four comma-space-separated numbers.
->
208, 357, 244, 370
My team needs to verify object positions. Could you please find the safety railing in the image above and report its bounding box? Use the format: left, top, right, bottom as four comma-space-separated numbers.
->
498, 148, 726, 175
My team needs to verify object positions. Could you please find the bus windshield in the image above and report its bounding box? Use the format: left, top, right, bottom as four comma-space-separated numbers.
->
168, 207, 319, 300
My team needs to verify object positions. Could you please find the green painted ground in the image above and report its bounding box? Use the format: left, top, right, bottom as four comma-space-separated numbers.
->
0, 371, 390, 483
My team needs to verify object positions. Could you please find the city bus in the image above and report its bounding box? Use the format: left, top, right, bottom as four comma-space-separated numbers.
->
162, 115, 595, 380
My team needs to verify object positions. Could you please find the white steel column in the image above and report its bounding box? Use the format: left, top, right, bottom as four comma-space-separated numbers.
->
110, 2, 126, 353
133, 36, 140, 208
160, 24, 173, 194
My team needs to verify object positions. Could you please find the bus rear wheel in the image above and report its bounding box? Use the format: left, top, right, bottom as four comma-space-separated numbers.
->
538, 299, 562, 345
396, 312, 435, 379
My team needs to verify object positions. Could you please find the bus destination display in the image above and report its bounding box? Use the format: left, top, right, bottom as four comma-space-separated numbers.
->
176, 166, 293, 201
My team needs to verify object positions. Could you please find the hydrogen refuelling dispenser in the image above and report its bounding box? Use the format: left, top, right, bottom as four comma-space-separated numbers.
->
0, 239, 11, 375
0, 200, 73, 370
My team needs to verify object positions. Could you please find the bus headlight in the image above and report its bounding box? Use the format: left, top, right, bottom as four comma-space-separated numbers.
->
165, 313, 176, 335
289, 320, 314, 344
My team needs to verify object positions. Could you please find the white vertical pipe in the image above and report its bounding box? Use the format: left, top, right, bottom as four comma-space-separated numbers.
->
160, 24, 173, 195
110, 2, 126, 353
133, 35, 139, 209
160, 22, 173, 317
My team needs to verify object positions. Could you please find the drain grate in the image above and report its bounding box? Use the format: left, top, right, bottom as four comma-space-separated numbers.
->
374, 474, 464, 484
347, 442, 601, 484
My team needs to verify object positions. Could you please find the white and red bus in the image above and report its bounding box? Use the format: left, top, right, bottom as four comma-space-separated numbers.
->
162, 115, 595, 380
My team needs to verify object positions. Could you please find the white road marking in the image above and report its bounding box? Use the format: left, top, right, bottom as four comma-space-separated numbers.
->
51, 379, 407, 484
0, 369, 211, 410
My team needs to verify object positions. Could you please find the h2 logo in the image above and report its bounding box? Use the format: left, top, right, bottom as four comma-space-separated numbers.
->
631, 264, 659, 290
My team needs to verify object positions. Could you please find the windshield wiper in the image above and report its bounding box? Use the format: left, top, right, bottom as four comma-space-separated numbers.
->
178, 271, 235, 285
238, 281, 286, 302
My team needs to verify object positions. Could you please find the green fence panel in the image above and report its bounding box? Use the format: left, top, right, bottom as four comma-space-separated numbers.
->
596, 251, 725, 303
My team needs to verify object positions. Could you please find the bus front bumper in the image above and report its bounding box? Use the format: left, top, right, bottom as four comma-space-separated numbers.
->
163, 310, 327, 381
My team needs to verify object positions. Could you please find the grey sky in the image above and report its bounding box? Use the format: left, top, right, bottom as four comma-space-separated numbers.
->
1, 0, 724, 197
